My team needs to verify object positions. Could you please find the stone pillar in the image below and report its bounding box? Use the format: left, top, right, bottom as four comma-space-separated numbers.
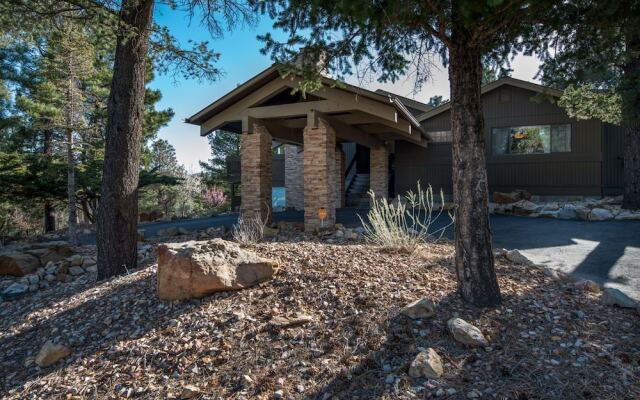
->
285, 144, 304, 211
370, 145, 389, 199
303, 118, 336, 231
240, 122, 272, 223
335, 147, 345, 208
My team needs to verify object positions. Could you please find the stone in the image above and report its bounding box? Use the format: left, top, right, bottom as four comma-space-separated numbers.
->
35, 342, 71, 367
157, 239, 278, 300
448, 318, 488, 347
68, 254, 84, 267
0, 253, 41, 276
575, 206, 591, 220
589, 208, 614, 221
400, 298, 436, 319
492, 191, 521, 204
557, 205, 578, 220
68, 266, 85, 276
409, 348, 443, 379
615, 210, 640, 220
1, 282, 29, 300
85, 264, 98, 273
25, 273, 40, 285
575, 279, 600, 293
505, 249, 533, 265
602, 288, 637, 308
37, 242, 74, 265
511, 200, 539, 215
270, 314, 315, 329
44, 274, 56, 282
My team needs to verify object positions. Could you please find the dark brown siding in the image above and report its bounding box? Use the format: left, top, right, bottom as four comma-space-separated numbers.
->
396, 85, 606, 197
602, 123, 625, 195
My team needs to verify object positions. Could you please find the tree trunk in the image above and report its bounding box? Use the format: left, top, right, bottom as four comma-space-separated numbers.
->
97, 0, 154, 280
66, 53, 78, 245
621, 20, 640, 210
448, 39, 501, 307
43, 129, 56, 232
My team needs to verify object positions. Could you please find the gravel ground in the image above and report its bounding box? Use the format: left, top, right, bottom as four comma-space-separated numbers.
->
1, 239, 639, 399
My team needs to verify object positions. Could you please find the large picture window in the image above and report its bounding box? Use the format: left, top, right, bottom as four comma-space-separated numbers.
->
491, 124, 571, 155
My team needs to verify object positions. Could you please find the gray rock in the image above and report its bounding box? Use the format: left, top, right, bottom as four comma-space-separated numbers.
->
68, 266, 85, 276
615, 210, 640, 220
602, 288, 637, 308
44, 274, 56, 282
68, 254, 84, 267
401, 298, 436, 319
409, 348, 443, 379
575, 206, 591, 220
25, 273, 40, 285
589, 208, 614, 221
557, 205, 578, 220
447, 318, 488, 347
85, 264, 98, 273
1, 282, 29, 300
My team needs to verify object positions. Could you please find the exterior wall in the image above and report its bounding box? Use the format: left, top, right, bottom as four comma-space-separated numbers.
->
303, 118, 336, 231
284, 144, 304, 210
240, 123, 272, 223
370, 146, 389, 198
397, 85, 607, 197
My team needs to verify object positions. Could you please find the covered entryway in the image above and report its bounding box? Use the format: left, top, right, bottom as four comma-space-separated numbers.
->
187, 65, 430, 231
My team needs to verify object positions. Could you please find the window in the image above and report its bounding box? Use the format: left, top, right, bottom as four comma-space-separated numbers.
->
491, 124, 571, 155
429, 130, 452, 143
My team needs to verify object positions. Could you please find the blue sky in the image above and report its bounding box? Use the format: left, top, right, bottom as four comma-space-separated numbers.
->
151, 4, 542, 171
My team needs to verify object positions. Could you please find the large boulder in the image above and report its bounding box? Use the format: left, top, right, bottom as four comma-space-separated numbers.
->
492, 189, 531, 204
589, 208, 614, 221
35, 342, 71, 367
409, 348, 443, 379
157, 239, 278, 300
0, 253, 41, 276
602, 288, 637, 308
400, 298, 436, 319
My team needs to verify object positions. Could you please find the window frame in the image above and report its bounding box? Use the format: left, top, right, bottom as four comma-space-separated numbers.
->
490, 123, 572, 156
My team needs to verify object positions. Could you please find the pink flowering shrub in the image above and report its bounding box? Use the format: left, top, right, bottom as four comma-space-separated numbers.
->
202, 186, 227, 210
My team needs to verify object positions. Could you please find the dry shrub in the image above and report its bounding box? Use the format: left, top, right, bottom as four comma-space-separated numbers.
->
232, 209, 269, 245
359, 182, 453, 253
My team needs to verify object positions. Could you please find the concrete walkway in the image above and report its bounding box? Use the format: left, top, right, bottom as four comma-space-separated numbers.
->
85, 209, 640, 301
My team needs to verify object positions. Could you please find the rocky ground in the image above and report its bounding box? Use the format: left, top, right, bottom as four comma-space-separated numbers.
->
1, 236, 639, 399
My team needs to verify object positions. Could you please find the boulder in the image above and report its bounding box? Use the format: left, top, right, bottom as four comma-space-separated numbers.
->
615, 210, 640, 220
492, 191, 521, 204
68, 254, 84, 267
511, 200, 539, 216
575, 206, 591, 220
0, 253, 40, 276
575, 279, 600, 293
447, 318, 488, 347
157, 239, 278, 300
68, 266, 85, 276
557, 205, 578, 220
409, 348, 443, 379
38, 243, 75, 265
1, 282, 29, 300
400, 298, 436, 319
589, 208, 614, 221
35, 342, 71, 367
602, 288, 637, 308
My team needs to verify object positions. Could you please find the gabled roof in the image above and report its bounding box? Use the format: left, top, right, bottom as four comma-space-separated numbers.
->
416, 77, 564, 122
186, 64, 427, 140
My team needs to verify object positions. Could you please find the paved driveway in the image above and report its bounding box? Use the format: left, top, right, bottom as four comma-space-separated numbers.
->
84, 209, 640, 301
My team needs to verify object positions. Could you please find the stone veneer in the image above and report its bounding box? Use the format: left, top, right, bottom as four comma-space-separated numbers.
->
285, 144, 304, 211
303, 118, 336, 231
240, 122, 272, 223
370, 146, 389, 199
335, 147, 345, 208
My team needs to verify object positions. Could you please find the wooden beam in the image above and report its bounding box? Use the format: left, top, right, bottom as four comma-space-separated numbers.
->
243, 100, 353, 119
309, 110, 385, 149
200, 79, 290, 135
242, 116, 303, 145
282, 78, 398, 123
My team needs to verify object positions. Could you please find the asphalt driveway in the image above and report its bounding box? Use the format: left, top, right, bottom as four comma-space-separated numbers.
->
85, 209, 640, 301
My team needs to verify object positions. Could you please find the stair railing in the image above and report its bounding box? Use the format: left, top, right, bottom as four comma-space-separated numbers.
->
344, 156, 357, 194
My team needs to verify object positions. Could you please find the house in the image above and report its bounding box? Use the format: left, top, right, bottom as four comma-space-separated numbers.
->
187, 66, 625, 231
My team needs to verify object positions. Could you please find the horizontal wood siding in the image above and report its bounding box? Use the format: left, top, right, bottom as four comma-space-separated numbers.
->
397, 85, 605, 197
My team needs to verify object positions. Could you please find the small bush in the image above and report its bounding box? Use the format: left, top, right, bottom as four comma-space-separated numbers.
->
358, 182, 453, 253
232, 209, 269, 245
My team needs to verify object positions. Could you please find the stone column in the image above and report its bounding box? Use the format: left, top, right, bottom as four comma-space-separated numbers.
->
335, 147, 345, 208
303, 118, 336, 231
285, 144, 304, 211
370, 145, 389, 199
240, 122, 272, 224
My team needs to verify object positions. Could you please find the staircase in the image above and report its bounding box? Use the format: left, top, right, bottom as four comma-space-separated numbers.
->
346, 173, 370, 207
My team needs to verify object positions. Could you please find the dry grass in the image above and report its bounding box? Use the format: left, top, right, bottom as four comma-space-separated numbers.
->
1, 240, 638, 399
